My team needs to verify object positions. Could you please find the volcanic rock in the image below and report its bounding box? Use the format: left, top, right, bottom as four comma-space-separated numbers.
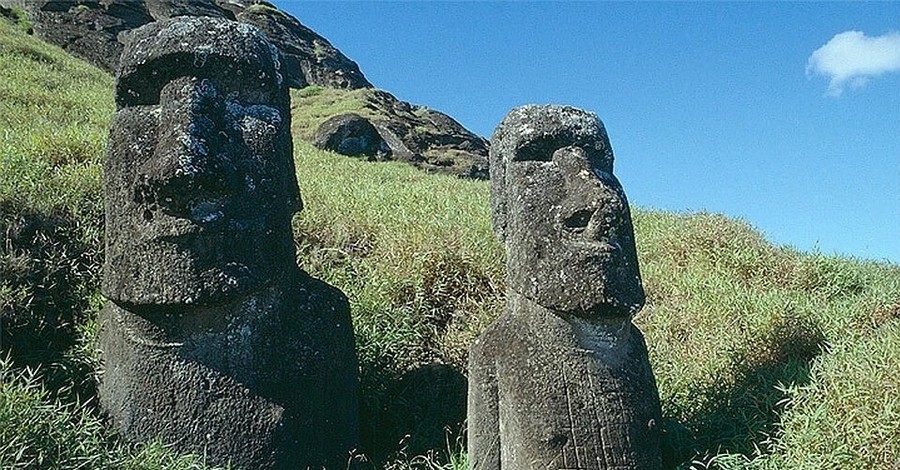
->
0, 0, 372, 90
314, 113, 390, 159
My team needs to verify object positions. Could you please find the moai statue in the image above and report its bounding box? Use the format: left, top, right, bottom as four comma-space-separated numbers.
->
99, 17, 359, 470
468, 105, 662, 469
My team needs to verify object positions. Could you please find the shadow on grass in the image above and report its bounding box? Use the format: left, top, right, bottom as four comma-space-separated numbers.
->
359, 359, 467, 468
661, 316, 826, 469
0, 201, 102, 401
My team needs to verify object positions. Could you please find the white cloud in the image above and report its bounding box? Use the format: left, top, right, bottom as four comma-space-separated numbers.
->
807, 30, 900, 96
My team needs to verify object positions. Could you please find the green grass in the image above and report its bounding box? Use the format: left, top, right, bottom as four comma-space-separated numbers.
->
2, 17, 900, 469
759, 318, 900, 469
631, 211, 900, 467
0, 17, 109, 402
292, 143, 502, 465
0, 358, 224, 470
2, 7, 32, 34
290, 86, 382, 140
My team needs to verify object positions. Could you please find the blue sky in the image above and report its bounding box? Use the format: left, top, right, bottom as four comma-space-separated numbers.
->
275, 2, 900, 263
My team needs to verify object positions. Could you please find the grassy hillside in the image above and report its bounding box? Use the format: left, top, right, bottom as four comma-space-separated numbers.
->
290, 86, 488, 178
2, 18, 899, 469
0, 18, 220, 469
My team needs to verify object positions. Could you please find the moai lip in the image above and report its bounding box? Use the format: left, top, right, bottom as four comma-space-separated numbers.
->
98, 17, 359, 470
468, 105, 662, 470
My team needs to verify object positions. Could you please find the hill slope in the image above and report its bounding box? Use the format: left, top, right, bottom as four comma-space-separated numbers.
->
1, 18, 899, 469
1, 0, 490, 179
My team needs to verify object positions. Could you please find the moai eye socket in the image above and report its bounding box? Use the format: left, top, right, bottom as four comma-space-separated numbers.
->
563, 209, 594, 233
513, 136, 569, 162
118, 65, 184, 107
117, 58, 278, 108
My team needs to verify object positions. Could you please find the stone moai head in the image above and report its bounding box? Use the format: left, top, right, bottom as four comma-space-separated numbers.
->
490, 105, 644, 318
103, 17, 301, 308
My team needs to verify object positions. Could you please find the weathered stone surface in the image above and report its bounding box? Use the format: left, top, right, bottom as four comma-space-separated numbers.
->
314, 113, 390, 159
489, 105, 644, 312
145, 0, 232, 21
0, 0, 153, 72
468, 105, 661, 469
0, 0, 372, 90
100, 271, 359, 470
106, 18, 296, 305
0, 4, 15, 22
236, 2, 370, 89
303, 88, 489, 179
99, 17, 359, 469
409, 107, 490, 179
372, 120, 417, 162
366, 90, 489, 178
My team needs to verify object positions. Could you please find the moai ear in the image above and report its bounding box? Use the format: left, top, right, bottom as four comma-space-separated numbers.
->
489, 122, 510, 243
489, 169, 508, 243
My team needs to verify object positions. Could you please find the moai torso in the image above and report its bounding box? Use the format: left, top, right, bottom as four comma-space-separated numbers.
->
99, 271, 358, 470
468, 106, 661, 470
470, 293, 660, 470
98, 17, 358, 470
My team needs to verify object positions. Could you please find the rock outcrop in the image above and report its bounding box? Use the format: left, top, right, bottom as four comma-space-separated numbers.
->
314, 113, 391, 159
1, 0, 152, 72
235, 3, 370, 89
0, 4, 15, 21
0, 0, 372, 90
299, 88, 489, 179
1, 0, 489, 178
367, 91, 489, 179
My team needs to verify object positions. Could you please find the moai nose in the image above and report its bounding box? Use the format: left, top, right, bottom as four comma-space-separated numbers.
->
584, 198, 626, 248
552, 145, 592, 174
554, 145, 626, 247
153, 77, 222, 180
135, 78, 232, 210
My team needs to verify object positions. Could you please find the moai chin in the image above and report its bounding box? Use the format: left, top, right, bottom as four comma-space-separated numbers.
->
98, 17, 359, 470
468, 105, 662, 469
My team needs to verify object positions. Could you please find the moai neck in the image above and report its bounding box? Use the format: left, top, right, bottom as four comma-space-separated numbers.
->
114, 277, 286, 334
105, 277, 295, 384
506, 289, 635, 353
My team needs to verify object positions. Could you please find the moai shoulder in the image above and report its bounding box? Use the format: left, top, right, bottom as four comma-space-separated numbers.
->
468, 105, 662, 470
98, 17, 359, 470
